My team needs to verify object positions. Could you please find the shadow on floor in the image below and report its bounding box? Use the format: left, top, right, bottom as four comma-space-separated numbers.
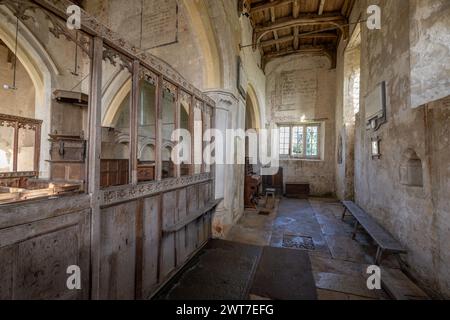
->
154, 239, 317, 300
155, 197, 427, 300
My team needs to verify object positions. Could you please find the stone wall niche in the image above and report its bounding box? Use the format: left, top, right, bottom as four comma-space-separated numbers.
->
400, 149, 423, 187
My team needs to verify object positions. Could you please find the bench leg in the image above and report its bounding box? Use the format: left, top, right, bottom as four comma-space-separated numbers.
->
341, 208, 348, 221
352, 221, 359, 240
375, 247, 384, 265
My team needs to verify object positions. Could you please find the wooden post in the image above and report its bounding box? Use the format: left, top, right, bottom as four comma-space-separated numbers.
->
341, 207, 347, 221
130, 60, 140, 185
211, 103, 216, 203
34, 123, 41, 176
12, 121, 18, 172
201, 105, 206, 174
174, 88, 181, 178
155, 75, 163, 181
375, 246, 383, 265
134, 198, 144, 299
88, 36, 103, 300
352, 220, 359, 240
189, 96, 195, 176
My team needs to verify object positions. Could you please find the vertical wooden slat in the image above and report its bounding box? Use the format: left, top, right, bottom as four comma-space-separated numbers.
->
211, 105, 217, 202
34, 123, 41, 175
189, 96, 195, 176
156, 194, 163, 283
84, 36, 93, 187
12, 121, 18, 172
130, 60, 140, 185
173, 190, 179, 267
134, 199, 144, 299
142, 195, 160, 298
201, 106, 206, 174
88, 36, 103, 300
160, 191, 176, 279
155, 75, 163, 181
174, 87, 181, 178
175, 188, 187, 265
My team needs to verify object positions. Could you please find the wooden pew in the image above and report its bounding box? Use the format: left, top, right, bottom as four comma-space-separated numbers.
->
342, 201, 407, 265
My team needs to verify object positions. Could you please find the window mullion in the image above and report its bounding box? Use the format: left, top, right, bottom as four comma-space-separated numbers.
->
289, 125, 293, 157
303, 125, 307, 159
317, 125, 321, 159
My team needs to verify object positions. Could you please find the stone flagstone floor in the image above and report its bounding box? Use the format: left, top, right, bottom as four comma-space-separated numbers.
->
226, 197, 407, 300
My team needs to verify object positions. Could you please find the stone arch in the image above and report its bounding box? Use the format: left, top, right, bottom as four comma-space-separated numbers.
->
139, 141, 155, 162
400, 148, 424, 187
181, 0, 222, 89
0, 7, 58, 178
246, 84, 262, 130
102, 71, 131, 127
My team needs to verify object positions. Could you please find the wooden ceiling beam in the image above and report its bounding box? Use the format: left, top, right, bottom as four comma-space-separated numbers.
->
293, 26, 300, 50
263, 45, 328, 59
255, 13, 345, 32
262, 45, 337, 69
273, 31, 281, 51
292, 0, 300, 50
318, 0, 326, 15
260, 32, 338, 47
250, 0, 295, 14
269, 1, 281, 51
292, 0, 300, 18
341, 0, 350, 16
254, 13, 346, 42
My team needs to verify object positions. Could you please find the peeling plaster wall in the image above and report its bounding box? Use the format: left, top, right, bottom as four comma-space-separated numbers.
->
410, 0, 450, 108
83, 0, 206, 89
266, 54, 336, 196
343, 0, 450, 298
334, 1, 363, 201
0, 45, 35, 117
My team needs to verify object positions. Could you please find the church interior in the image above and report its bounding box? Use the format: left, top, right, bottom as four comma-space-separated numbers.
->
0, 0, 449, 301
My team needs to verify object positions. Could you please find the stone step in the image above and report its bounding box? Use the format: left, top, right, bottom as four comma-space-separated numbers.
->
381, 267, 429, 300
314, 272, 384, 299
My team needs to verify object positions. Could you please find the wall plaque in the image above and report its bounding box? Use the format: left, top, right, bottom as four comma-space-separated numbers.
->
277, 71, 317, 112
141, 0, 179, 50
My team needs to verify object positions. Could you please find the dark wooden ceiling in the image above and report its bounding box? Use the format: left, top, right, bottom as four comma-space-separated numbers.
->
243, 0, 356, 67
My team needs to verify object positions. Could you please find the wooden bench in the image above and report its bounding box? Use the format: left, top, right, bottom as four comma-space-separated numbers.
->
341, 201, 407, 265
162, 199, 222, 234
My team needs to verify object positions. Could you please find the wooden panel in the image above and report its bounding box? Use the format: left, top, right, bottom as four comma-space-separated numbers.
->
187, 184, 199, 214
100, 201, 137, 299
160, 191, 176, 279
0, 194, 90, 229
0, 181, 214, 300
186, 185, 199, 253
285, 183, 310, 198
141, 195, 160, 299
199, 182, 212, 207
137, 164, 155, 182
198, 183, 206, 209
0, 246, 14, 299
15, 226, 80, 299
50, 162, 85, 181
0, 209, 90, 300
175, 188, 188, 265
100, 159, 129, 188
196, 183, 206, 245
263, 167, 284, 194
197, 216, 206, 246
